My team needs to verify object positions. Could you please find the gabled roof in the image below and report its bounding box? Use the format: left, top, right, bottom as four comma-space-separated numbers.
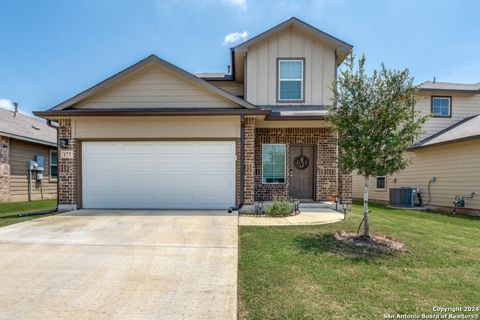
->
233, 17, 353, 64
46, 55, 257, 112
0, 108, 56, 147
419, 81, 480, 93
410, 115, 480, 150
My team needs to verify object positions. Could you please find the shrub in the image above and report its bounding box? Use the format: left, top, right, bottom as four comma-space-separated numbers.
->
266, 196, 295, 217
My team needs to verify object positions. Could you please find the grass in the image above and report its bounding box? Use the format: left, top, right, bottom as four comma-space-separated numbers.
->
238, 203, 480, 319
0, 199, 57, 228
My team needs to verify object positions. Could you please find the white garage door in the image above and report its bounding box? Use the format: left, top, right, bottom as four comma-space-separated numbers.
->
82, 141, 236, 209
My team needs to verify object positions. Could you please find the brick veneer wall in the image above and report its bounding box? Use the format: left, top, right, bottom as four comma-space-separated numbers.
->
338, 172, 352, 204
254, 127, 345, 202
58, 119, 77, 208
243, 117, 256, 205
0, 136, 10, 202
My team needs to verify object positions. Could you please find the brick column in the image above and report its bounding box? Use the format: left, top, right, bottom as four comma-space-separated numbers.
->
0, 136, 10, 202
339, 172, 352, 205
337, 145, 352, 206
243, 116, 255, 206
58, 119, 77, 211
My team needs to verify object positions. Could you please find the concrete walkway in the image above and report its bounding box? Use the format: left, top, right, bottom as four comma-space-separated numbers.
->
0, 209, 238, 320
239, 208, 344, 226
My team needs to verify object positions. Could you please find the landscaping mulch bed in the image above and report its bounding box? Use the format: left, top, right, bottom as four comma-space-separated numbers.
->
240, 211, 300, 217
335, 231, 406, 252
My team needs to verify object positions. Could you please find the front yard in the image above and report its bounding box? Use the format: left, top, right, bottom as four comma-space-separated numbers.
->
239, 203, 480, 319
0, 199, 57, 228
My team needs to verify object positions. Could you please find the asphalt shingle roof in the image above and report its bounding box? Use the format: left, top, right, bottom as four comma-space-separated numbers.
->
0, 108, 56, 146
419, 81, 480, 92
411, 115, 480, 149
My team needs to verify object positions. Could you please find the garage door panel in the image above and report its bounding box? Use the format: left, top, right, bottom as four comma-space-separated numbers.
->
158, 144, 195, 154
196, 160, 234, 172
157, 160, 195, 172
83, 175, 119, 190
123, 159, 157, 171
82, 141, 236, 209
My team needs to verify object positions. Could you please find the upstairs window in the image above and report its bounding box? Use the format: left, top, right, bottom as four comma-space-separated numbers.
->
278, 59, 304, 101
431, 96, 451, 117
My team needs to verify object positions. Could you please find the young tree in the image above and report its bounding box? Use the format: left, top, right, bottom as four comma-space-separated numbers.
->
329, 54, 428, 238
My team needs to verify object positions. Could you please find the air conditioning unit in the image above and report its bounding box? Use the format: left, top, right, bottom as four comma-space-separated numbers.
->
389, 187, 418, 208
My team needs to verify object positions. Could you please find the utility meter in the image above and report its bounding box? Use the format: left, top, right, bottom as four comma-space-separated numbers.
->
34, 155, 45, 171
28, 160, 38, 171
36, 173, 44, 181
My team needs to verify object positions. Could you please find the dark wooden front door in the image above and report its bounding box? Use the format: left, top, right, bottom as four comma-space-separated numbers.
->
289, 145, 314, 200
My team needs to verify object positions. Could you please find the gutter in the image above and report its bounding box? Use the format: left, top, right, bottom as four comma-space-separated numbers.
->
0, 131, 56, 147
33, 108, 269, 118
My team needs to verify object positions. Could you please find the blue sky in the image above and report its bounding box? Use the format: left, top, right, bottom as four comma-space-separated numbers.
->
1, 0, 479, 115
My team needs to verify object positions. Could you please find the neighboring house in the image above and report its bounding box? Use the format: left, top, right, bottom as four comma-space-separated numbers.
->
352, 81, 480, 215
33, 17, 353, 212
0, 105, 57, 202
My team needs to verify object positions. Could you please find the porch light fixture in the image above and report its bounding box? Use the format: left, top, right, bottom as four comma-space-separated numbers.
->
59, 139, 69, 149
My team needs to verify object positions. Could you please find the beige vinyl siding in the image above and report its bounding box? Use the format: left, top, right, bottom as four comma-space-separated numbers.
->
9, 139, 57, 202
207, 81, 244, 97
72, 116, 240, 139
416, 92, 480, 140
245, 26, 336, 106
77, 65, 241, 109
352, 139, 480, 211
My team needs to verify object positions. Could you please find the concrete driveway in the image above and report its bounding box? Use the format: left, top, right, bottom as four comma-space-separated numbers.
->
0, 209, 238, 320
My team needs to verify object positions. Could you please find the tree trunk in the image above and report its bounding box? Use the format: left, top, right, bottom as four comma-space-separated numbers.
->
363, 177, 370, 238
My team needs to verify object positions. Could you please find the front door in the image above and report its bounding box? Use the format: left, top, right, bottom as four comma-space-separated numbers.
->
289, 145, 314, 200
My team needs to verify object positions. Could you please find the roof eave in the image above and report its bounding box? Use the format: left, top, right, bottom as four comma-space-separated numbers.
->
0, 131, 56, 147
232, 17, 352, 64
408, 134, 480, 151
418, 88, 480, 94
33, 108, 270, 119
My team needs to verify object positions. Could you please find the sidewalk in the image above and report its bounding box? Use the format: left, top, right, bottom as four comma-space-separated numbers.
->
239, 209, 344, 226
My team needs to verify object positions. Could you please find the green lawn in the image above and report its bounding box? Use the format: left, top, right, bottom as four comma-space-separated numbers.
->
0, 199, 57, 228
239, 203, 480, 319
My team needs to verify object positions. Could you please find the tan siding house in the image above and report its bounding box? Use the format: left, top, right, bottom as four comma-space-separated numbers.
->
352, 82, 480, 215
34, 17, 353, 212
0, 106, 57, 202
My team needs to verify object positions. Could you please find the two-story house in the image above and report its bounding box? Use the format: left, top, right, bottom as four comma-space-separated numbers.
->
33, 17, 353, 212
352, 81, 480, 215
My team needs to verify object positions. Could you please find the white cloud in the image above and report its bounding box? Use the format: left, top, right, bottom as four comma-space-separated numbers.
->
0, 99, 15, 112
223, 31, 248, 46
0, 98, 33, 116
223, 0, 247, 10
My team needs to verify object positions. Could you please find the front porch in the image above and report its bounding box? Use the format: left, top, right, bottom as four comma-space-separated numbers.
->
241, 119, 352, 213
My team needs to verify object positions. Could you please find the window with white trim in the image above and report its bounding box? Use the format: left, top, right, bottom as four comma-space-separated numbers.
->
375, 176, 386, 191
431, 96, 451, 117
262, 144, 286, 183
50, 150, 58, 180
278, 59, 304, 101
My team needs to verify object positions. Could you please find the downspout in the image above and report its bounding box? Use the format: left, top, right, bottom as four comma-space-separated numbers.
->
334, 48, 340, 206
229, 114, 245, 213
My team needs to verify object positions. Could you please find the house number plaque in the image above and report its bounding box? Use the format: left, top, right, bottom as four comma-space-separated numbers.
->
60, 150, 74, 159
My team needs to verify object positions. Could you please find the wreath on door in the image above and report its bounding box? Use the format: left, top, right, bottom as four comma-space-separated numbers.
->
294, 147, 309, 170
